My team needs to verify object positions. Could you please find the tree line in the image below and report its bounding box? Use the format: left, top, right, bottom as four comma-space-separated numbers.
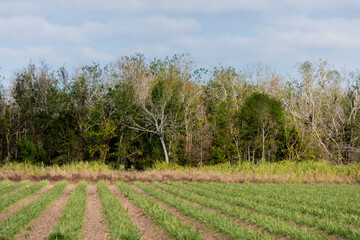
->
0, 54, 359, 168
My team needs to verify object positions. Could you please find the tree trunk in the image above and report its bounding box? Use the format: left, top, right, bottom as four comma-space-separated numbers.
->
160, 135, 169, 164
262, 125, 265, 163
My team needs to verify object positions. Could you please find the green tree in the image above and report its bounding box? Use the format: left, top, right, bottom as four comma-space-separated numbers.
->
240, 92, 285, 163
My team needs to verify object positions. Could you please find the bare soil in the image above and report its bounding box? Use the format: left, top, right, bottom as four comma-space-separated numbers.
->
131, 184, 231, 240
16, 184, 76, 240
0, 184, 54, 222
81, 184, 110, 240
109, 185, 169, 240
0, 170, 248, 183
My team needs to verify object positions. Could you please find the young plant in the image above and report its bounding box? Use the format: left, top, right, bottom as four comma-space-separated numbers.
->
116, 181, 202, 240
134, 181, 269, 240
97, 181, 140, 240
0, 181, 67, 239
48, 181, 88, 240
0, 180, 31, 196
0, 180, 48, 211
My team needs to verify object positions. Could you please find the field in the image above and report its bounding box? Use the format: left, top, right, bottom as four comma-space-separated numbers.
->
0, 180, 359, 239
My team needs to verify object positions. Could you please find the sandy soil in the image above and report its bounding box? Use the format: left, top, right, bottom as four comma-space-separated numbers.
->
131, 185, 231, 240
0, 184, 54, 222
109, 185, 169, 240
81, 184, 110, 240
16, 184, 76, 240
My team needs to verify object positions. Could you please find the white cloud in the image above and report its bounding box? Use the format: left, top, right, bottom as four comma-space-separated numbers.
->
0, 16, 86, 43
262, 16, 360, 50
0, 1, 42, 15
45, 0, 360, 13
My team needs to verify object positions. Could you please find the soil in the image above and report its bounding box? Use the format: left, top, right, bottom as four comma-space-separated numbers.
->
16, 184, 76, 240
0, 170, 249, 184
130, 184, 231, 240
81, 184, 110, 240
0, 184, 54, 222
108, 185, 169, 240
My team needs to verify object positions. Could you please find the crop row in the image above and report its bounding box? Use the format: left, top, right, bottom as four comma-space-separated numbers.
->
0, 180, 30, 196
1, 180, 358, 240
48, 181, 87, 240
0, 180, 12, 188
212, 182, 360, 216
134, 181, 270, 240
189, 182, 360, 227
0, 181, 67, 239
175, 182, 359, 239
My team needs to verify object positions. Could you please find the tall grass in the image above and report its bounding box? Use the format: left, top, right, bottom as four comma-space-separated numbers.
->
0, 161, 113, 174
1, 160, 359, 183
150, 160, 360, 183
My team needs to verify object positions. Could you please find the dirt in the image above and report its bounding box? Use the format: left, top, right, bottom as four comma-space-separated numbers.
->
0, 184, 54, 222
0, 170, 248, 184
108, 185, 169, 240
130, 184, 231, 240
81, 184, 110, 240
16, 184, 76, 240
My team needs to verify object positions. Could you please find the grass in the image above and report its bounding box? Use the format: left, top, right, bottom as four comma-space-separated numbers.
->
0, 180, 48, 211
188, 182, 360, 239
0, 181, 67, 240
155, 182, 326, 240
0, 180, 31, 196
150, 160, 360, 183
1, 160, 359, 183
135, 181, 270, 240
198, 182, 360, 226
97, 181, 140, 240
0, 161, 113, 174
48, 181, 87, 240
0, 180, 358, 239
116, 181, 203, 240
0, 180, 12, 188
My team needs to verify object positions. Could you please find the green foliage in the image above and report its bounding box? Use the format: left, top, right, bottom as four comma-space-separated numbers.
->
209, 147, 226, 165
0, 181, 67, 239
117, 181, 202, 240
0, 181, 48, 211
159, 182, 326, 240
18, 138, 47, 164
188, 182, 360, 239
97, 181, 140, 240
1, 57, 360, 166
0, 180, 31, 196
48, 181, 87, 240
240, 92, 286, 162
0, 180, 12, 188
137, 181, 268, 240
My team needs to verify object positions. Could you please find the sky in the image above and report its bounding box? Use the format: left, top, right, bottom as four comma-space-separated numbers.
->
1, 0, 360, 85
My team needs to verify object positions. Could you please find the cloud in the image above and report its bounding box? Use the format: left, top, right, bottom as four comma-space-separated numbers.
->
0, 16, 86, 43
39, 0, 360, 14
0, 1, 42, 15
261, 16, 360, 50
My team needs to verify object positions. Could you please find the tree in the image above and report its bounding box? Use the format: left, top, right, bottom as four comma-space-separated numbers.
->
240, 92, 285, 163
128, 56, 188, 164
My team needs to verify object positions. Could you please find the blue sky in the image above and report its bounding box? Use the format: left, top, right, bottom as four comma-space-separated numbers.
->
1, 0, 360, 84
